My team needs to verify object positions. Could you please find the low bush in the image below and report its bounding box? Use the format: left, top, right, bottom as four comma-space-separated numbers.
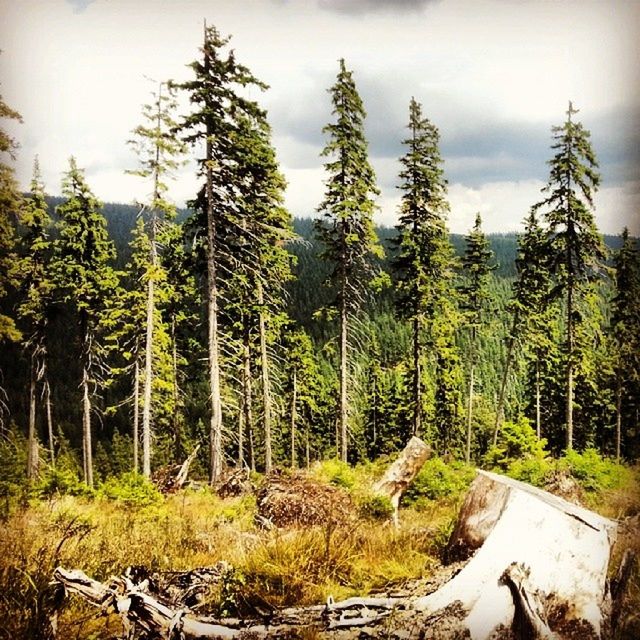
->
403, 457, 475, 505
560, 448, 633, 493
357, 494, 394, 521
98, 472, 163, 508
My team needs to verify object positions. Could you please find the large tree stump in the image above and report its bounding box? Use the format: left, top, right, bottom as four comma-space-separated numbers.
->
53, 470, 620, 639
372, 436, 430, 525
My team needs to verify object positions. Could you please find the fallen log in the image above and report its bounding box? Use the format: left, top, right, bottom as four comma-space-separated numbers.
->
372, 436, 430, 525
52, 470, 620, 639
152, 444, 200, 493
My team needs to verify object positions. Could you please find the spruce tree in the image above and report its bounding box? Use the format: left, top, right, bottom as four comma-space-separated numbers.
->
534, 102, 605, 450
611, 228, 640, 460
460, 213, 494, 463
393, 97, 453, 437
127, 82, 185, 477
316, 58, 383, 462
18, 158, 55, 474
53, 158, 118, 487
174, 23, 267, 482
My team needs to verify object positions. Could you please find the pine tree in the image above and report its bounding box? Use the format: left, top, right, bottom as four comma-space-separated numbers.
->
18, 158, 55, 475
315, 58, 384, 462
393, 97, 453, 437
460, 213, 494, 463
0, 90, 23, 427
174, 23, 268, 482
534, 102, 605, 450
611, 228, 640, 460
52, 158, 119, 487
127, 82, 185, 477
493, 208, 552, 442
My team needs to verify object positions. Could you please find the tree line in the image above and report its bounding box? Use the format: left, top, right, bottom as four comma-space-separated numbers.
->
1, 25, 639, 488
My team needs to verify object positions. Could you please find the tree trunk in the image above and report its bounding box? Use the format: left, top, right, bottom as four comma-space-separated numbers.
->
133, 359, 140, 473
241, 322, 253, 469
249, 423, 255, 473
339, 295, 348, 463
26, 356, 38, 479
615, 380, 622, 462
290, 367, 297, 469
81, 364, 93, 488
171, 315, 181, 459
493, 327, 517, 446
466, 363, 474, 464
373, 436, 430, 525
535, 357, 541, 439
566, 278, 574, 451
413, 315, 421, 437
258, 284, 272, 474
44, 378, 55, 466
142, 272, 154, 478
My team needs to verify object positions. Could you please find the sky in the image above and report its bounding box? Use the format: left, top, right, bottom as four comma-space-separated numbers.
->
0, 0, 639, 235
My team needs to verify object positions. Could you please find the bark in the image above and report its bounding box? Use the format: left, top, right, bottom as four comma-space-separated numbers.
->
142, 274, 154, 478
81, 364, 93, 488
373, 436, 430, 525
413, 315, 421, 437
27, 356, 38, 479
171, 315, 181, 459
566, 275, 574, 451
615, 381, 622, 462
241, 320, 253, 468
257, 284, 272, 474
339, 294, 348, 463
466, 363, 474, 464
492, 328, 517, 446
54, 471, 619, 640
290, 367, 297, 468
45, 379, 55, 466
133, 359, 140, 473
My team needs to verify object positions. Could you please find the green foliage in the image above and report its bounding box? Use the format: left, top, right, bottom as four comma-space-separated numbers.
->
403, 457, 475, 504
98, 472, 163, 507
357, 493, 394, 521
36, 467, 94, 499
485, 416, 548, 470
312, 459, 357, 489
561, 448, 632, 492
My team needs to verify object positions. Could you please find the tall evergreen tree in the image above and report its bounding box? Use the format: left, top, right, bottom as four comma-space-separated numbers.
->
127, 82, 186, 477
493, 208, 552, 442
18, 158, 55, 475
0, 90, 23, 426
174, 23, 268, 481
610, 228, 640, 460
52, 158, 119, 487
460, 213, 494, 463
393, 97, 453, 437
316, 58, 383, 462
534, 102, 605, 450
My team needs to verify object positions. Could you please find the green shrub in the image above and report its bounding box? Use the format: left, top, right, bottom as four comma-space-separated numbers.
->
357, 494, 394, 521
99, 472, 162, 507
484, 416, 548, 471
404, 457, 475, 504
505, 457, 553, 487
36, 467, 95, 499
560, 448, 632, 493
312, 459, 357, 489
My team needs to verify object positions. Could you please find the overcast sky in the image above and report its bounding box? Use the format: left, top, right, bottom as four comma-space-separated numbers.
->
1, 0, 639, 234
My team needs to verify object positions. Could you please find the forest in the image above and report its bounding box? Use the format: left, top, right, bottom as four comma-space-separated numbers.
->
1, 21, 639, 640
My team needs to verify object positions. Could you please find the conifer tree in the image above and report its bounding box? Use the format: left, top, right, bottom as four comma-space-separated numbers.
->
53, 158, 118, 487
18, 158, 55, 475
127, 82, 185, 477
393, 98, 453, 437
0, 90, 23, 426
460, 213, 494, 463
174, 23, 268, 481
493, 209, 552, 442
534, 102, 605, 450
316, 58, 383, 462
611, 228, 640, 460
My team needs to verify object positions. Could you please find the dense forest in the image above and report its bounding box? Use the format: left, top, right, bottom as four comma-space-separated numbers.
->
1, 24, 639, 494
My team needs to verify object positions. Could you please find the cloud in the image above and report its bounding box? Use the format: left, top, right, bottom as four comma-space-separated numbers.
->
317, 0, 438, 16
66, 0, 96, 14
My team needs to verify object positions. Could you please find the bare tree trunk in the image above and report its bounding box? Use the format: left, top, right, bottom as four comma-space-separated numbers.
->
82, 364, 93, 488
44, 378, 55, 466
615, 380, 622, 462
133, 359, 140, 473
171, 315, 181, 459
241, 322, 253, 468
142, 274, 154, 478
493, 326, 517, 446
339, 295, 348, 463
205, 27, 223, 484
466, 363, 474, 464
566, 277, 574, 451
413, 315, 421, 437
290, 367, 297, 469
249, 424, 255, 473
535, 358, 541, 439
27, 356, 38, 479
258, 284, 272, 474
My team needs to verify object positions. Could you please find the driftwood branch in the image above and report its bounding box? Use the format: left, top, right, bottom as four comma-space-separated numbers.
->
53, 470, 621, 639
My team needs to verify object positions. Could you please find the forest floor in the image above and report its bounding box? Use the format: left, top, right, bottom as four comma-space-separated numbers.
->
0, 457, 638, 639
